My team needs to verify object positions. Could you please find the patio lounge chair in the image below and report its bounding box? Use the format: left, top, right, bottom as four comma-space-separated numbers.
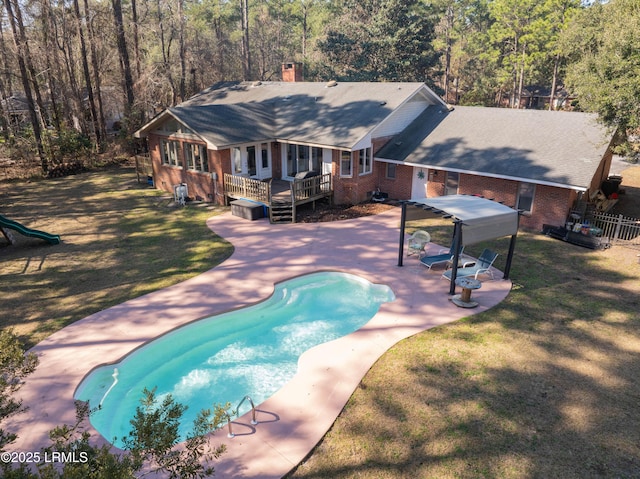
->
407, 230, 431, 258
443, 248, 499, 280
420, 243, 464, 270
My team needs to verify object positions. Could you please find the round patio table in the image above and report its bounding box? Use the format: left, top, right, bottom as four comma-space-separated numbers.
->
452, 277, 482, 308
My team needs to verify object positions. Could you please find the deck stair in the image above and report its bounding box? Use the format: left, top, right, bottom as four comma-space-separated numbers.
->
270, 199, 294, 224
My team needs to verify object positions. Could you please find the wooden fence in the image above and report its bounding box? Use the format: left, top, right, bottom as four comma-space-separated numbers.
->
134, 154, 153, 183
591, 212, 640, 245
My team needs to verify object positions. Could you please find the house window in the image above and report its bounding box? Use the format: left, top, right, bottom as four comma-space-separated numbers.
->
247, 145, 257, 176
284, 143, 324, 177
340, 151, 352, 177
386, 162, 396, 179
358, 147, 372, 175
445, 171, 459, 195
297, 145, 309, 173
232, 147, 242, 174
261, 143, 269, 169
160, 139, 181, 167
160, 119, 193, 135
286, 144, 297, 176
517, 182, 535, 213
184, 143, 208, 172
311, 147, 322, 171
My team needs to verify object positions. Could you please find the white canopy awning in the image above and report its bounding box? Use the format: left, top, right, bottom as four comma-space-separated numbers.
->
412, 195, 519, 245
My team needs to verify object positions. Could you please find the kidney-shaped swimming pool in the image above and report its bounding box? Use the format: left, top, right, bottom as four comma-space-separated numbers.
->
74, 271, 395, 447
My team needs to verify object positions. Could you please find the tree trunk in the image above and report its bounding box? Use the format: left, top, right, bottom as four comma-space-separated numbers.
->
61, 20, 88, 135
156, 0, 177, 104
112, 0, 135, 121
73, 0, 103, 150
11, 0, 48, 133
0, 22, 14, 139
36, 0, 61, 133
178, 0, 187, 101
549, 52, 560, 111
131, 0, 142, 79
84, 0, 107, 140
43, 0, 77, 133
3, 0, 47, 171
241, 0, 251, 80
301, 2, 308, 59
517, 45, 526, 109
443, 4, 454, 103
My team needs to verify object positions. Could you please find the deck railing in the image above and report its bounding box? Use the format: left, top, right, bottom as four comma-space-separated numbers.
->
292, 173, 332, 202
224, 174, 270, 203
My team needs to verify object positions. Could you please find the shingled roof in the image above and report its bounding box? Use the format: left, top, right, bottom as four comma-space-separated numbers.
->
376, 105, 614, 190
135, 81, 445, 150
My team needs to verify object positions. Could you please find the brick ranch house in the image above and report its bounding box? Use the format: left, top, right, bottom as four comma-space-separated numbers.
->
134, 69, 615, 230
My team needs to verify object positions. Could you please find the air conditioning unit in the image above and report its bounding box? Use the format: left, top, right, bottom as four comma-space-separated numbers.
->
174, 183, 188, 205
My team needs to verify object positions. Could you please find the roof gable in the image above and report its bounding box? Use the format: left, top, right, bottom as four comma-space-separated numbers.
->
377, 106, 613, 189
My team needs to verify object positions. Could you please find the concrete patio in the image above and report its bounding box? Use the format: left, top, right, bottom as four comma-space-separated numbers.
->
6, 208, 512, 478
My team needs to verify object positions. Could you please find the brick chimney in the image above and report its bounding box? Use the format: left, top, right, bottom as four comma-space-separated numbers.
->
282, 62, 303, 82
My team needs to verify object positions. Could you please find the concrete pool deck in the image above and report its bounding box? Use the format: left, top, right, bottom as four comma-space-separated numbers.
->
6, 209, 512, 478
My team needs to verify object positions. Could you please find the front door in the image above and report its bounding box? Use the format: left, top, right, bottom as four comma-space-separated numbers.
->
411, 167, 428, 199
247, 146, 257, 177
259, 142, 271, 179
234, 143, 272, 179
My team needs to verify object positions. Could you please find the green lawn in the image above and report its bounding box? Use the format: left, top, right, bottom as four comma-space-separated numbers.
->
0, 166, 233, 347
288, 219, 640, 478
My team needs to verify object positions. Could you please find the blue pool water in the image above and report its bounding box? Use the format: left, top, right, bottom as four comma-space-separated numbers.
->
74, 272, 394, 447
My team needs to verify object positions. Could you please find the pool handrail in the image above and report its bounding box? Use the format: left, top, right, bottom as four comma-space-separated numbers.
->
236, 395, 258, 425
226, 395, 258, 438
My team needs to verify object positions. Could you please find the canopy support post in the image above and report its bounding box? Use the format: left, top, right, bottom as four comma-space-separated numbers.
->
398, 201, 407, 267
449, 219, 463, 295
503, 212, 521, 280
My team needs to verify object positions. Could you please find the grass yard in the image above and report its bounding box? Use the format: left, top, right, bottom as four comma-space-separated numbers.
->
288, 167, 640, 479
2, 164, 640, 478
0, 166, 233, 347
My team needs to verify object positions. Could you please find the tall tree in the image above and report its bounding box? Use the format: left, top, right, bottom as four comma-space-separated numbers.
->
487, 0, 541, 107
319, 0, 440, 84
563, 0, 640, 149
112, 0, 136, 127
535, 0, 580, 110
241, 0, 251, 80
73, 0, 103, 150
83, 0, 108, 140
2, 0, 47, 170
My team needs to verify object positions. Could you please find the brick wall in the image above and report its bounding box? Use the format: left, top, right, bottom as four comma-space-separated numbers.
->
458, 174, 575, 230
332, 150, 378, 204
458, 174, 518, 205
519, 185, 575, 231
148, 134, 229, 205
282, 62, 303, 82
371, 163, 576, 231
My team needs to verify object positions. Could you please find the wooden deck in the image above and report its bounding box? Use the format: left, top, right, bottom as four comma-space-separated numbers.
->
223, 173, 332, 223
